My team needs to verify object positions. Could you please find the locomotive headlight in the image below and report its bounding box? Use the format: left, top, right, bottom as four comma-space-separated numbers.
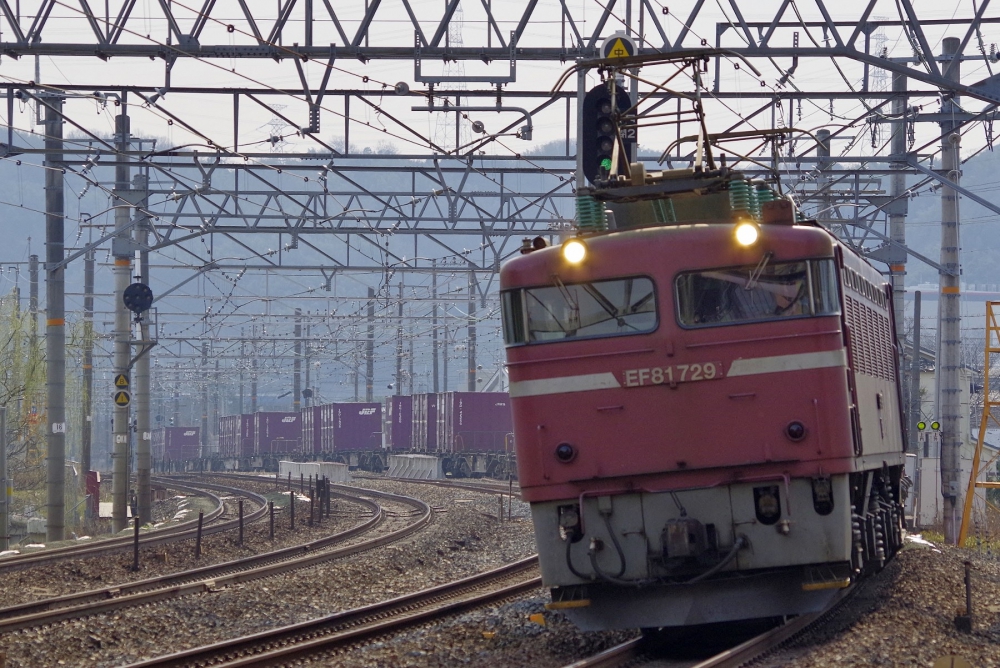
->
734, 220, 760, 246
562, 238, 588, 264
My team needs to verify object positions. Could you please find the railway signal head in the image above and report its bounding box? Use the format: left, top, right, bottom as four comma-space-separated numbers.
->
581, 83, 634, 185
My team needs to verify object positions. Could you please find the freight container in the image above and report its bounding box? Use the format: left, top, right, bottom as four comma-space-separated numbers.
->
254, 412, 302, 455
301, 405, 323, 455
219, 414, 255, 459
335, 402, 382, 451
435, 392, 513, 453
317, 402, 382, 453
386, 395, 413, 451
412, 393, 438, 452
152, 426, 202, 461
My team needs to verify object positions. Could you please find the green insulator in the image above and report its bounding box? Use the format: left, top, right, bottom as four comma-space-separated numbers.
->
576, 194, 607, 232
729, 179, 753, 218
755, 184, 776, 205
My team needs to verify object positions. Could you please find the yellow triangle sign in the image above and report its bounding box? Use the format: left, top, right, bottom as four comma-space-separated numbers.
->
605, 38, 632, 59
114, 391, 131, 407
115, 374, 129, 387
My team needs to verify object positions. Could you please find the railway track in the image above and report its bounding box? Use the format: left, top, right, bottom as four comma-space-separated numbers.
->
353, 472, 519, 497
0, 477, 261, 574
562, 585, 857, 668
0, 484, 430, 633
124, 555, 541, 667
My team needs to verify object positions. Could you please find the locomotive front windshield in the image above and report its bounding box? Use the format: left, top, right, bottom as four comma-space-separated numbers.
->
502, 276, 656, 345
676, 258, 839, 327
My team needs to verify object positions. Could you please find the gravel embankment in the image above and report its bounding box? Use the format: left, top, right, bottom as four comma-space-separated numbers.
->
0, 479, 366, 609
0, 478, 560, 667
15, 479, 994, 667
755, 535, 1000, 667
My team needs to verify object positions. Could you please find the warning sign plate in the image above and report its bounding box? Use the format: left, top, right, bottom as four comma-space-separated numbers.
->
602, 33, 637, 59
114, 374, 130, 388
114, 390, 131, 407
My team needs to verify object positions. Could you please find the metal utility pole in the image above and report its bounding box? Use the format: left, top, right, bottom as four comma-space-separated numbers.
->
44, 96, 67, 542
432, 260, 439, 393
28, 254, 38, 350
939, 36, 963, 545
112, 110, 132, 533
889, 72, 909, 334
201, 342, 209, 456
82, 250, 95, 478
467, 272, 477, 391
251, 354, 258, 413
304, 317, 311, 407
911, 291, 924, 524
134, 172, 152, 525
909, 292, 922, 453
239, 335, 245, 414
1, 407, 8, 551
172, 366, 180, 426
213, 358, 220, 439
293, 308, 302, 411
366, 288, 375, 402
395, 283, 403, 396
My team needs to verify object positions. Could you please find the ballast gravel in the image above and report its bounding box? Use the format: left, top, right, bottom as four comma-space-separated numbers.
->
10, 475, 998, 668
752, 535, 1000, 667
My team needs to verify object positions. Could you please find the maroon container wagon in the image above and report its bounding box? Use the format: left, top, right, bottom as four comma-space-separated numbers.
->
218, 415, 238, 458
254, 412, 302, 456
240, 415, 255, 458
301, 405, 323, 455
331, 402, 382, 452
386, 395, 413, 451
153, 427, 201, 468
411, 393, 438, 453
436, 392, 513, 453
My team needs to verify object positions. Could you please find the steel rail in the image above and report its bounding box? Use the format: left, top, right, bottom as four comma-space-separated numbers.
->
0, 486, 428, 633
560, 585, 857, 668
125, 555, 540, 667
0, 478, 239, 573
354, 473, 519, 497
197, 470, 519, 497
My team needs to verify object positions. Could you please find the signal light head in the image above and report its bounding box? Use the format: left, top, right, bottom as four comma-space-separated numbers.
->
562, 238, 588, 265
734, 220, 760, 246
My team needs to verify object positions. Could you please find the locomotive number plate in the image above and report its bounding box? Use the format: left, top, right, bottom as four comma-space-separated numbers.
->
622, 361, 725, 387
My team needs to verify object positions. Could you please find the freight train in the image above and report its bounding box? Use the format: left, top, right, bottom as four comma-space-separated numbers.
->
500, 79, 907, 630
161, 391, 515, 477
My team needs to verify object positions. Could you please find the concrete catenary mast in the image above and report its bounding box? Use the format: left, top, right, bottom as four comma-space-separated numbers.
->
44, 96, 66, 542
938, 37, 963, 544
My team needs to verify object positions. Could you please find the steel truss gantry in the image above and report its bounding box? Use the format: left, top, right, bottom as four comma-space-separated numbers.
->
6, 0, 999, 541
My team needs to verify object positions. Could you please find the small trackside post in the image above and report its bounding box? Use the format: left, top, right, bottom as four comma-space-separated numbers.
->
131, 516, 140, 571
195, 511, 204, 559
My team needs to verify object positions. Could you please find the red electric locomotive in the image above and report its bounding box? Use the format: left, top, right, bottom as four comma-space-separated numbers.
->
500, 162, 907, 630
